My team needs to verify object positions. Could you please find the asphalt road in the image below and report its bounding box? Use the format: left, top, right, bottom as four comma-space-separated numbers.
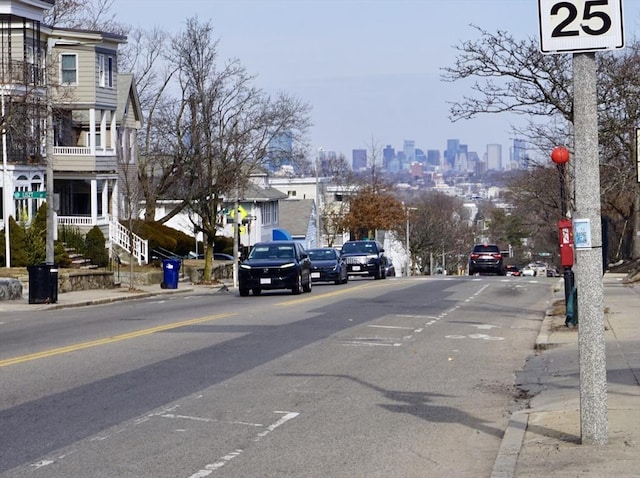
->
0, 275, 555, 477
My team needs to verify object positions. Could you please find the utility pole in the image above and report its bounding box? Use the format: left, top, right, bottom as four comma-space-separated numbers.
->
1, 88, 10, 268
45, 39, 55, 265
573, 52, 607, 445
538, 0, 624, 446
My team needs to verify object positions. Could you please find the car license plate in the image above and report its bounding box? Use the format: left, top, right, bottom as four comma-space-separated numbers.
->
260, 278, 271, 285
481, 255, 492, 259
311, 272, 320, 278
352, 265, 361, 271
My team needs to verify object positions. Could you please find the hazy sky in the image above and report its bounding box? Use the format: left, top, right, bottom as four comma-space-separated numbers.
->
114, 0, 640, 160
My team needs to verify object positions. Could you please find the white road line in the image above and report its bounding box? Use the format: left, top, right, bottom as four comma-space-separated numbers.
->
188, 412, 299, 477
367, 325, 414, 330
342, 342, 401, 347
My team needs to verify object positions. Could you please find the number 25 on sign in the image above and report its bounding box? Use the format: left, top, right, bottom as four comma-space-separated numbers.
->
538, 0, 624, 54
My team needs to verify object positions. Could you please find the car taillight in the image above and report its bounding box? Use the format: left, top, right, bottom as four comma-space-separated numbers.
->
493, 253, 502, 259
470, 253, 479, 259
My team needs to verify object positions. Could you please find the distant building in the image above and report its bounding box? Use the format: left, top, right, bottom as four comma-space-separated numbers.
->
403, 140, 416, 165
426, 149, 441, 167
486, 144, 503, 171
266, 131, 293, 172
383, 145, 395, 170
444, 139, 460, 170
512, 139, 528, 170
352, 149, 367, 171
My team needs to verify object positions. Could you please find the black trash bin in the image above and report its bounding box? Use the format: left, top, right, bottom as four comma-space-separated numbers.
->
27, 263, 57, 304
161, 258, 181, 289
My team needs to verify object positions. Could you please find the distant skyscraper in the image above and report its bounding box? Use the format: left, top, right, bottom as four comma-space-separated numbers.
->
512, 139, 528, 169
318, 149, 337, 176
445, 139, 460, 170
383, 145, 395, 170
403, 140, 416, 163
266, 131, 293, 172
426, 149, 440, 167
352, 149, 367, 170
486, 144, 502, 171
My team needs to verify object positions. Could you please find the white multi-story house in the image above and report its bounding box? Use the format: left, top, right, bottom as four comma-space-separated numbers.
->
0, 0, 145, 265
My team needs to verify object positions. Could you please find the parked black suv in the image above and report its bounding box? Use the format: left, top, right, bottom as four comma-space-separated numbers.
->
468, 243, 505, 275
341, 240, 387, 280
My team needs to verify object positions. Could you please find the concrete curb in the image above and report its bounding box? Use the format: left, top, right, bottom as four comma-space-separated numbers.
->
490, 412, 529, 478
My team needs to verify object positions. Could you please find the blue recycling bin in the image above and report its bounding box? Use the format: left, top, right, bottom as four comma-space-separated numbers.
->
161, 258, 181, 289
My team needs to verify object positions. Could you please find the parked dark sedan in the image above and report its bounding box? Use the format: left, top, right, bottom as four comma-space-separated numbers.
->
238, 241, 312, 296
307, 248, 348, 285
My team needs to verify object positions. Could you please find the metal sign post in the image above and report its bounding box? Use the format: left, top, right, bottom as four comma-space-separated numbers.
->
538, 0, 624, 446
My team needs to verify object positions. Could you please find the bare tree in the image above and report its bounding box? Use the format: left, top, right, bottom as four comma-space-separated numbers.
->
408, 192, 472, 275
118, 27, 183, 224
443, 26, 640, 261
44, 0, 128, 35
171, 17, 311, 281
320, 154, 353, 247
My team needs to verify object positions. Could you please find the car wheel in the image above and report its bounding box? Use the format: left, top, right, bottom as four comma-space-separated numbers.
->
468, 269, 475, 276
291, 273, 302, 295
239, 287, 249, 297
303, 273, 312, 293
252, 288, 262, 295
374, 264, 382, 280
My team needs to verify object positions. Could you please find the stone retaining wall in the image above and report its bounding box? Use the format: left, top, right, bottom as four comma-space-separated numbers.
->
0, 263, 234, 301
59, 270, 117, 293
0, 278, 23, 301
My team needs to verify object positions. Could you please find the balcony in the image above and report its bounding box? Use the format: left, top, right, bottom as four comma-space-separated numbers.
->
53, 146, 117, 172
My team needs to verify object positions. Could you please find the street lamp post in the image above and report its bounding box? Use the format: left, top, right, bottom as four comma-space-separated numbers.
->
551, 146, 575, 324
316, 147, 322, 247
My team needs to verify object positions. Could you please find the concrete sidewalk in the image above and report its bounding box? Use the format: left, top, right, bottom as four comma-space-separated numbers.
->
493, 273, 640, 477
0, 280, 231, 313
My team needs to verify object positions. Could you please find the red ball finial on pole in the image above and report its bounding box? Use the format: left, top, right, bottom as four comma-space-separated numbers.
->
551, 146, 570, 164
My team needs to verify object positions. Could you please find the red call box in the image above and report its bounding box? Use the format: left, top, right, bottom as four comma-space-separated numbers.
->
558, 218, 574, 267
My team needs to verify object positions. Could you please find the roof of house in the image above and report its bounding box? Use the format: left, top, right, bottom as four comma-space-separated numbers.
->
116, 73, 143, 127
241, 182, 288, 202
277, 199, 315, 237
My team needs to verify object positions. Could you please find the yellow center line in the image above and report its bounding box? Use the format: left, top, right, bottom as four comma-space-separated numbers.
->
0, 312, 236, 368
277, 281, 400, 306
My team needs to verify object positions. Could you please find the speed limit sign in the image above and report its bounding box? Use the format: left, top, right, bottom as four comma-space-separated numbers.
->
538, 0, 624, 53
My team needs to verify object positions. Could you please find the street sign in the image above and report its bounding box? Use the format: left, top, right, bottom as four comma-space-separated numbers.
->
538, 0, 624, 54
13, 190, 47, 199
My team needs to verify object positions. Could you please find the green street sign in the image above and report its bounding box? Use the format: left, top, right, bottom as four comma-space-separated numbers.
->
13, 191, 47, 199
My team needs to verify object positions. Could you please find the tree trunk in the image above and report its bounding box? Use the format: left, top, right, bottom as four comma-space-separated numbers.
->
633, 183, 640, 259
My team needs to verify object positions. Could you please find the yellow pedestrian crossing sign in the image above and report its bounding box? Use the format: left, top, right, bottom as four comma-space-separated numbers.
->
227, 205, 248, 233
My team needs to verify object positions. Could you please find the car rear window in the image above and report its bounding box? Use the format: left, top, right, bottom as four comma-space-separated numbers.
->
473, 245, 500, 253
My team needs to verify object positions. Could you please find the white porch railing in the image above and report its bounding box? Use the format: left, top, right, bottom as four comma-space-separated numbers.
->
109, 220, 149, 265
57, 216, 102, 226
53, 146, 92, 155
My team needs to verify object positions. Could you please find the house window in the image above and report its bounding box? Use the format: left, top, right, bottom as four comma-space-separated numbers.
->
107, 57, 113, 87
99, 55, 105, 86
262, 202, 278, 225
85, 132, 102, 148
61, 54, 77, 84
99, 55, 114, 88
288, 190, 297, 197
